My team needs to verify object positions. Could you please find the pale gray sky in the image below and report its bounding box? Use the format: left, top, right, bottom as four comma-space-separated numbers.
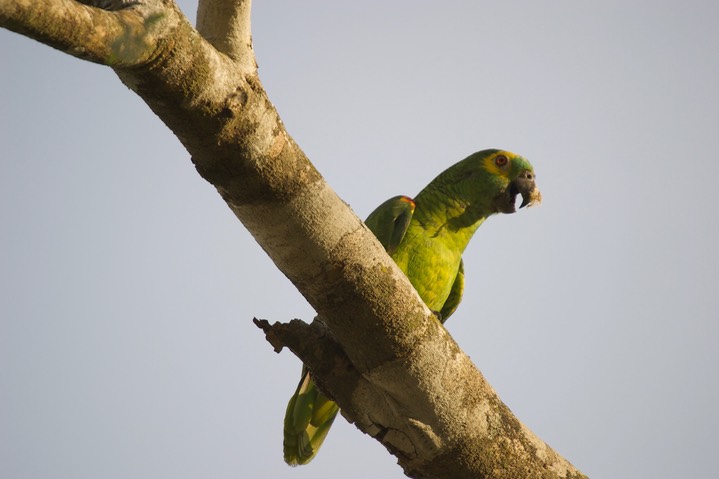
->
2, 2, 718, 478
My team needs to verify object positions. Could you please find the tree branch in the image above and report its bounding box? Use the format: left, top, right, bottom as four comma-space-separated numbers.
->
196, 0, 255, 72
0, 0, 177, 66
1, 2, 586, 478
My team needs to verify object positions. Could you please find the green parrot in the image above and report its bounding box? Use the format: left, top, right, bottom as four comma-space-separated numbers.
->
283, 149, 541, 465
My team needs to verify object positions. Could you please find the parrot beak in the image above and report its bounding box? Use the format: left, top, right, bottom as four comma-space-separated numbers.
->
515, 170, 542, 209
497, 170, 541, 214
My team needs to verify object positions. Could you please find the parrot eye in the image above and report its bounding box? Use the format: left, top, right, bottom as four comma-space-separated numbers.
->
495, 155, 509, 167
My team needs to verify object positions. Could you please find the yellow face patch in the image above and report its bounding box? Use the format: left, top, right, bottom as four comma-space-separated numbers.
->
481, 150, 516, 178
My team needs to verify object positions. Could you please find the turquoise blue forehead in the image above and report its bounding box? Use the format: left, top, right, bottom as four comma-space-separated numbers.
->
511, 154, 534, 173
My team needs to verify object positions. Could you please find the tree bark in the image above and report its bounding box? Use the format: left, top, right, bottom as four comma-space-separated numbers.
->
1, 1, 586, 478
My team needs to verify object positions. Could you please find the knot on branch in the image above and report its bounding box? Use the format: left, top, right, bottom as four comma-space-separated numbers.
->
253, 317, 335, 355
253, 317, 357, 401
252, 317, 287, 353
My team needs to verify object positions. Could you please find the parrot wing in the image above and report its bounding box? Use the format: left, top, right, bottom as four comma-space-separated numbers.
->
363, 195, 416, 254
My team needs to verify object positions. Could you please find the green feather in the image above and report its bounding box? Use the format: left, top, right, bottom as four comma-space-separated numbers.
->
364, 195, 415, 254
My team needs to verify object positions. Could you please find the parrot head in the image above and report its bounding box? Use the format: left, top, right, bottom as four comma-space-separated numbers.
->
438, 149, 541, 216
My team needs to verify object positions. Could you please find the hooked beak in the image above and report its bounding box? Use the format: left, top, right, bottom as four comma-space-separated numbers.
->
496, 170, 542, 214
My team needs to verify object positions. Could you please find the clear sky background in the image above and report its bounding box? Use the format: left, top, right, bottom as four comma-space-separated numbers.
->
2, 2, 718, 478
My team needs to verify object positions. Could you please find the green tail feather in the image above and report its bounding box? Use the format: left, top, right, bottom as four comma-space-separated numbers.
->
283, 368, 340, 465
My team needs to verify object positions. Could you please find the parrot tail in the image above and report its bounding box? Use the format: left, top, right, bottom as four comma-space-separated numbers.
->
283, 367, 340, 465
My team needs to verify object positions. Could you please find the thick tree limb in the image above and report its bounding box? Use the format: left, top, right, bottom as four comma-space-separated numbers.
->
1, 1, 586, 478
